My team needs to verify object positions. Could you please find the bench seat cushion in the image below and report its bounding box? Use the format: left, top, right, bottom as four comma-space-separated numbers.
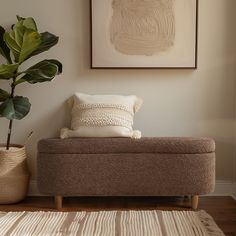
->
38, 137, 215, 154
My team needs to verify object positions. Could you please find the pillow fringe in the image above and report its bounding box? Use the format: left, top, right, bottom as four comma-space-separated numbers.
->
132, 130, 142, 139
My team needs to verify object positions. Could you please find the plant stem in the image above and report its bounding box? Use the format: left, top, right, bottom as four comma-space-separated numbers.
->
6, 120, 13, 150
6, 78, 16, 150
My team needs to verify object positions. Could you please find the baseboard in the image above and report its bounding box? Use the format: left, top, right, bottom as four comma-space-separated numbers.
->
209, 181, 236, 200
233, 185, 236, 200
28, 180, 236, 199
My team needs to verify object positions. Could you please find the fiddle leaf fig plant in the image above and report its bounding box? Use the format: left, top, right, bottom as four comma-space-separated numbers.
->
0, 16, 62, 150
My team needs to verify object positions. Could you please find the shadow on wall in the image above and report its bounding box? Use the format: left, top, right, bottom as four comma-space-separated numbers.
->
224, 0, 236, 183
70, 0, 90, 76
25, 101, 71, 179
219, 0, 236, 181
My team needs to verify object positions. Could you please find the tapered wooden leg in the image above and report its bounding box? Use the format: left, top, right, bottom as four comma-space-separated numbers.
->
55, 195, 63, 210
191, 195, 199, 210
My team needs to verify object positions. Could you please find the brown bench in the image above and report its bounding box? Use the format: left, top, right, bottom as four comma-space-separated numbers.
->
37, 137, 215, 210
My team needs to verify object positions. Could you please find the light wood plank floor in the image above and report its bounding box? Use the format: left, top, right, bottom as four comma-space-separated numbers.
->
0, 196, 235, 236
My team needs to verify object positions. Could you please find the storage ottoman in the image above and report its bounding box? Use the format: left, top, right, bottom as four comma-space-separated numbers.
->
37, 137, 215, 209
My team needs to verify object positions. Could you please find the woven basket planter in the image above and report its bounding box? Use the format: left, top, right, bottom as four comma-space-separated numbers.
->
0, 144, 30, 204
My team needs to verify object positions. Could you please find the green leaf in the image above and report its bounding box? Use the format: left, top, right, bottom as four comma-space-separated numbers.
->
15, 59, 62, 84
16, 15, 25, 21
0, 63, 19, 80
22, 17, 37, 31
0, 26, 11, 63
0, 96, 31, 120
4, 25, 42, 64
16, 16, 37, 31
4, 32, 20, 59
0, 89, 10, 102
31, 32, 59, 56
46, 59, 63, 74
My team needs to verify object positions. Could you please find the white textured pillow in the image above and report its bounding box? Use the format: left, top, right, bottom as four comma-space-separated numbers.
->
60, 93, 143, 139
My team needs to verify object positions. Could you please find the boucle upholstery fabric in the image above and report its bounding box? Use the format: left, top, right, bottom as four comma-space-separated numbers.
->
37, 137, 215, 196
38, 137, 215, 154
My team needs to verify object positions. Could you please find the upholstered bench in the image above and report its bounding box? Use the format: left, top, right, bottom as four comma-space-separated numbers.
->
37, 137, 215, 210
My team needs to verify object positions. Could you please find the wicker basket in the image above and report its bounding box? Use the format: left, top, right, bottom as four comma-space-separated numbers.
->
0, 144, 30, 204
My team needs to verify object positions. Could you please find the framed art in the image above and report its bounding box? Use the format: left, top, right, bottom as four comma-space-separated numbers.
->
91, 0, 198, 69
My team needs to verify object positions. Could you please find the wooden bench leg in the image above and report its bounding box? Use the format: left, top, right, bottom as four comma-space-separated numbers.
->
191, 195, 199, 210
55, 195, 63, 210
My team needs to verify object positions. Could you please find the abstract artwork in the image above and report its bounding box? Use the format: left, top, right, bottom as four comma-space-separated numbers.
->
91, 0, 198, 68
110, 0, 175, 56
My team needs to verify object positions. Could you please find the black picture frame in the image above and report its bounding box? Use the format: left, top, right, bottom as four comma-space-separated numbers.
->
91, 0, 198, 69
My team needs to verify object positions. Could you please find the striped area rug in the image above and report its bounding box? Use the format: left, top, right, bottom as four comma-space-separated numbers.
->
0, 210, 224, 236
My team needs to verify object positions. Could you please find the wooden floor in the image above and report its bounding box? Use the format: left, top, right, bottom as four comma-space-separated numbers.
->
0, 196, 235, 235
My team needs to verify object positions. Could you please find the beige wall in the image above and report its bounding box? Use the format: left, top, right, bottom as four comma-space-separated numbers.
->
0, 0, 236, 182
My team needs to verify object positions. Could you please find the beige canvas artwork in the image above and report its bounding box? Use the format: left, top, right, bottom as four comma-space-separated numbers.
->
91, 0, 197, 68
110, 0, 175, 56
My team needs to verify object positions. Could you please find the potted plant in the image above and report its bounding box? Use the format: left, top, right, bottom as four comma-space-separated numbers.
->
0, 16, 62, 204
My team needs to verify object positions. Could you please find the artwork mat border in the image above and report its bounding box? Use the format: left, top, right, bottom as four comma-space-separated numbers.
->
90, 0, 198, 69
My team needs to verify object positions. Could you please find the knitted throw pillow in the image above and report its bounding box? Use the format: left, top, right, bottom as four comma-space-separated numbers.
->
60, 93, 143, 139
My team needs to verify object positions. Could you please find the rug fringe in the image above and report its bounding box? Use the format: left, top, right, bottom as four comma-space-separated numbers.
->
197, 210, 225, 236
